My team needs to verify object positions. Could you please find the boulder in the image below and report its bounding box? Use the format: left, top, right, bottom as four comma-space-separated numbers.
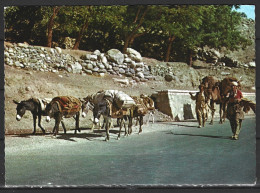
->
248, 62, 256, 68
89, 54, 98, 61
165, 74, 174, 82
119, 68, 125, 74
136, 72, 145, 79
83, 69, 93, 75
124, 57, 132, 63
220, 56, 239, 67
93, 50, 101, 55
92, 67, 99, 72
101, 55, 108, 64
106, 49, 124, 65
113, 78, 129, 85
17, 42, 29, 48
86, 63, 93, 70
126, 48, 142, 62
69, 62, 82, 73
55, 47, 62, 54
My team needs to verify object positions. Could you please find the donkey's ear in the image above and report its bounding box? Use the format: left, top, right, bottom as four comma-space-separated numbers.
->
42, 100, 48, 105
13, 100, 20, 104
83, 97, 89, 102
79, 98, 83, 102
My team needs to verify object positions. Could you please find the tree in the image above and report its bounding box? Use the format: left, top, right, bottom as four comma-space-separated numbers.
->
4, 5, 252, 64
122, 6, 149, 53
71, 6, 93, 50
4, 6, 45, 44
47, 6, 62, 47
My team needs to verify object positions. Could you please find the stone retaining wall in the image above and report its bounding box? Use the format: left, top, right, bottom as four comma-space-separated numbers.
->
154, 90, 255, 121
4, 43, 154, 82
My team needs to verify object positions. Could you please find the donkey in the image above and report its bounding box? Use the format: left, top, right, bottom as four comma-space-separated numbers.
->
45, 96, 81, 136
201, 76, 241, 124
140, 94, 155, 124
81, 94, 108, 132
131, 96, 149, 134
13, 98, 51, 134
92, 98, 133, 141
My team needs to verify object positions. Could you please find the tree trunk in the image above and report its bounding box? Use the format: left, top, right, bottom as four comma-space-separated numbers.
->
73, 6, 91, 50
123, 32, 147, 52
73, 19, 89, 50
47, 6, 61, 47
123, 36, 131, 53
165, 35, 176, 62
189, 50, 193, 67
122, 6, 149, 53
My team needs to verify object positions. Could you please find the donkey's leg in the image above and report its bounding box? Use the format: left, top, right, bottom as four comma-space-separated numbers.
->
152, 111, 155, 124
123, 116, 128, 136
53, 114, 62, 136
90, 123, 95, 133
128, 115, 133, 135
222, 102, 227, 123
219, 103, 223, 124
110, 119, 114, 128
105, 117, 111, 141
37, 114, 45, 134
32, 114, 37, 134
101, 117, 105, 129
117, 118, 123, 140
61, 121, 67, 134
74, 112, 80, 134
135, 117, 139, 127
209, 101, 215, 125
138, 116, 144, 134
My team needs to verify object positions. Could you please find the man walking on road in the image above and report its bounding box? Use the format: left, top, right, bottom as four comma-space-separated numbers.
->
189, 84, 207, 128
226, 81, 244, 140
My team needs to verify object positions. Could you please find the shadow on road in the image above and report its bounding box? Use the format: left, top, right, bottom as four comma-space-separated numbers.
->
171, 124, 198, 128
10, 133, 52, 138
8, 126, 128, 142
56, 133, 104, 142
171, 133, 231, 140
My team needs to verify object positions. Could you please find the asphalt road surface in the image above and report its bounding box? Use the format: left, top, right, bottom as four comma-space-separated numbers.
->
5, 117, 256, 187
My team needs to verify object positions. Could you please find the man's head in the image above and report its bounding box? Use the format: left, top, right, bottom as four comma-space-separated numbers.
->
231, 81, 238, 91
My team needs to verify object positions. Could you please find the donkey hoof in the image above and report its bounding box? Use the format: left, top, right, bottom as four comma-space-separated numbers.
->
209, 122, 213, 125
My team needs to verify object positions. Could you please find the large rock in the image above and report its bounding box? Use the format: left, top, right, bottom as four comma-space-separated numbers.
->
136, 72, 145, 79
196, 47, 220, 64
165, 74, 174, 82
126, 48, 142, 62
55, 47, 62, 54
106, 49, 124, 65
220, 56, 239, 67
101, 55, 108, 64
248, 62, 256, 68
69, 62, 82, 73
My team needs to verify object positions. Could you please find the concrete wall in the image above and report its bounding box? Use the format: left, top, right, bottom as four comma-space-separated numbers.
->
155, 90, 255, 121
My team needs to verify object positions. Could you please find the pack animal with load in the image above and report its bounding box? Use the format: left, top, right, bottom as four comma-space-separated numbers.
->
45, 96, 82, 136
200, 76, 255, 125
13, 97, 52, 134
91, 90, 136, 141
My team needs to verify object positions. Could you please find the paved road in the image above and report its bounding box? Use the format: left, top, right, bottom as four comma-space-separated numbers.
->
5, 117, 256, 187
